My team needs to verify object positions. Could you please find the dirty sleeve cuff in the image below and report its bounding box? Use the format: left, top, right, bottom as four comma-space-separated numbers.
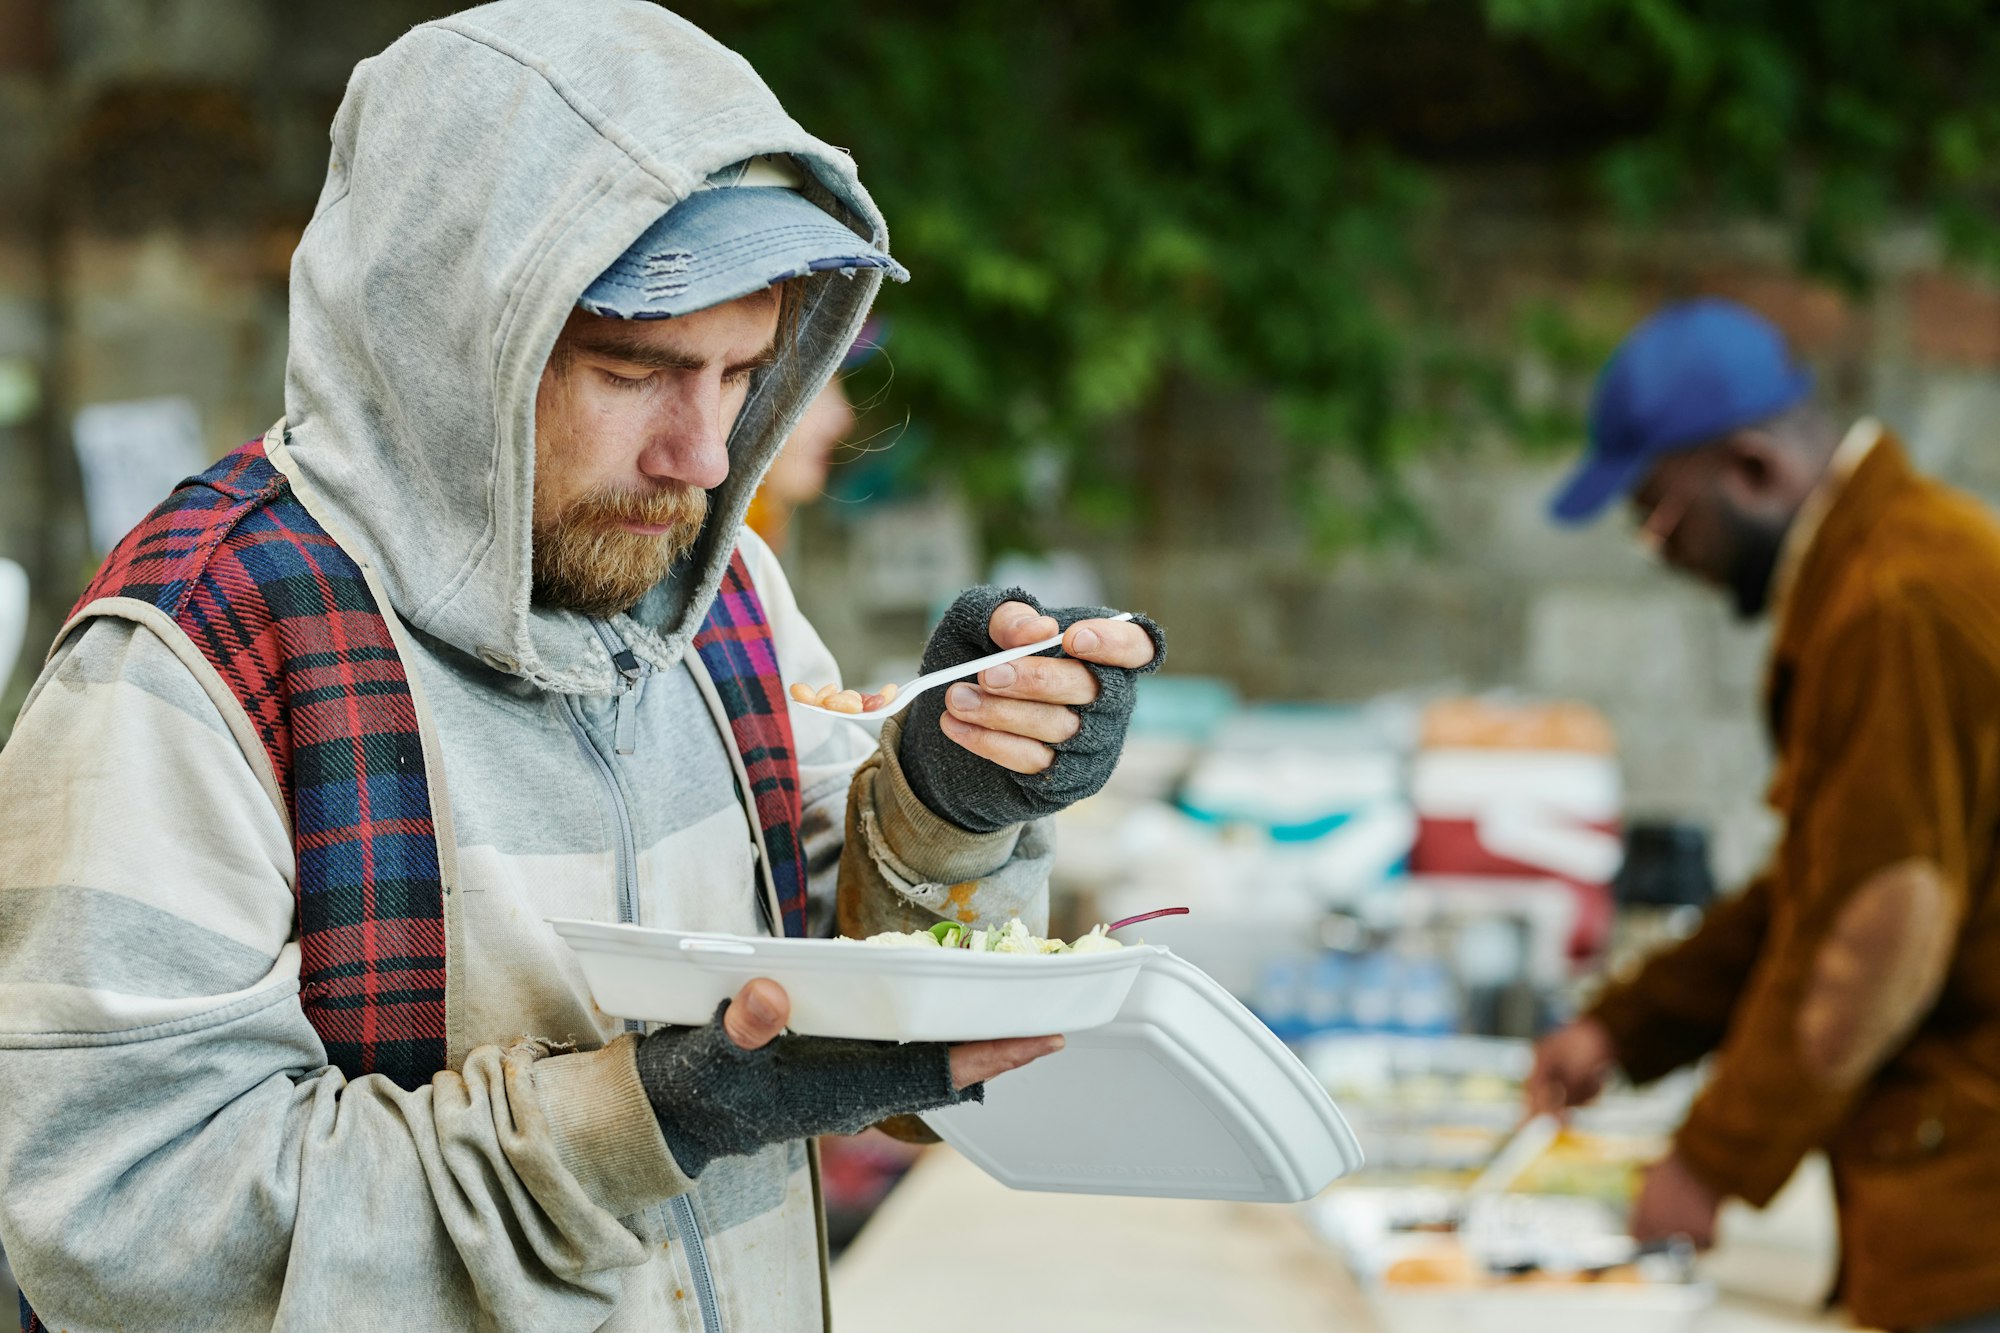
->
531, 1034, 694, 1217
873, 714, 1022, 886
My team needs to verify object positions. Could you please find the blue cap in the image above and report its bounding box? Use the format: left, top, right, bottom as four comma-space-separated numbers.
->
1549, 298, 1814, 524
580, 160, 908, 321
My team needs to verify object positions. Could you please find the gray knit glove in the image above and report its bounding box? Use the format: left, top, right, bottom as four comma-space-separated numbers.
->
899, 586, 1166, 834
633, 1003, 981, 1178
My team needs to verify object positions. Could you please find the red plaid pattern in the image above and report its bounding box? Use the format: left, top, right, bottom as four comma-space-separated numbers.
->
694, 558, 810, 938
26, 443, 811, 1333
70, 438, 448, 1090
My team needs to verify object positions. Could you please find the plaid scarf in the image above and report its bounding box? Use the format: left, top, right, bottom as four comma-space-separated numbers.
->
692, 565, 809, 939
71, 439, 449, 1089
30, 438, 810, 1330
66, 434, 810, 1060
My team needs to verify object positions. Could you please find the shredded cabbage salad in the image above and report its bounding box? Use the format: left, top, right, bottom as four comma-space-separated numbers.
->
855, 917, 1124, 955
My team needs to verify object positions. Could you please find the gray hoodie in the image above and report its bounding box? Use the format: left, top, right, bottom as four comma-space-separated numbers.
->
284, 0, 879, 687
0, 4, 1050, 1330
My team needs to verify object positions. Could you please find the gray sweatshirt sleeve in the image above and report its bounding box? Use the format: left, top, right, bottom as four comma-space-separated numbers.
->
0, 618, 678, 1332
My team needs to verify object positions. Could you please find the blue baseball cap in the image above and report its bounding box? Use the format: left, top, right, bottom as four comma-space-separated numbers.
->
579, 156, 909, 321
1549, 298, 1815, 524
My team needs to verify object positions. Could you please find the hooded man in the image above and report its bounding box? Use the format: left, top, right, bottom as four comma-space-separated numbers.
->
1529, 298, 2000, 1333
0, 5, 1163, 1330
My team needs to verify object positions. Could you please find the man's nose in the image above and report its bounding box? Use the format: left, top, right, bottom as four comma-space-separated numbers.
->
639, 384, 732, 490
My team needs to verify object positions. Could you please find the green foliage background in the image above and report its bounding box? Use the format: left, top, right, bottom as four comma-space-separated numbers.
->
679, 0, 2000, 548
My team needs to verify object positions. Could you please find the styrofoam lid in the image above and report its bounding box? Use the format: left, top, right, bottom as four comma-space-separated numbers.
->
924, 949, 1364, 1202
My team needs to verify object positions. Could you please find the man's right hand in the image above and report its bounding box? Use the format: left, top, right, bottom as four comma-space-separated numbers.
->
722, 977, 1064, 1088
1524, 1016, 1619, 1117
638, 976, 1062, 1180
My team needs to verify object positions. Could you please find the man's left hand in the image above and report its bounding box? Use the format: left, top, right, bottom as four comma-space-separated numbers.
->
1630, 1151, 1722, 1249
897, 586, 1166, 834
939, 602, 1156, 774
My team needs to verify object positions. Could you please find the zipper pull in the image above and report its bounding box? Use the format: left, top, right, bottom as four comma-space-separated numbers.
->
610, 647, 646, 756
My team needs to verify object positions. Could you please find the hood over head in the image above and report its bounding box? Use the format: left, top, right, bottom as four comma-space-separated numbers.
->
280, 0, 894, 694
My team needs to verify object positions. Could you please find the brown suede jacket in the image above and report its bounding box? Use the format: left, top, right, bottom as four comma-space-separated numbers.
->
1590, 430, 2000, 1331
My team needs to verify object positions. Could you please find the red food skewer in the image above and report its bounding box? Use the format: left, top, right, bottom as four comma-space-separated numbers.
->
1104, 907, 1190, 933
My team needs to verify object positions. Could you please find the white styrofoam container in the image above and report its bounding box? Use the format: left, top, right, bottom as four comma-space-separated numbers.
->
925, 949, 1365, 1202
548, 919, 1156, 1042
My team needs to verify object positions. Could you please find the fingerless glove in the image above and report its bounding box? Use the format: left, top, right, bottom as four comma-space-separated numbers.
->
633, 1004, 981, 1178
899, 585, 1166, 833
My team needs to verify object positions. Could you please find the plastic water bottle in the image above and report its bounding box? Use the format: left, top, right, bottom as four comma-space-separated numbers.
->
1301, 952, 1352, 1034
1396, 953, 1460, 1036
1349, 952, 1400, 1034
1253, 957, 1311, 1039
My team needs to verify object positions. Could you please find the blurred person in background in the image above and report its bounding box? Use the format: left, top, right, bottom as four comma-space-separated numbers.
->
1528, 298, 2000, 1333
745, 319, 881, 555
0, 3, 1162, 1330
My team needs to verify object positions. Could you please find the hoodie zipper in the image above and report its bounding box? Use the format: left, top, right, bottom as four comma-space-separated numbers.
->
563, 620, 724, 1333
670, 1192, 723, 1332
589, 618, 654, 756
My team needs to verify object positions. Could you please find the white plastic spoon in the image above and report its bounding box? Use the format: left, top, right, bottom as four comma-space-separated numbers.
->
789, 611, 1137, 723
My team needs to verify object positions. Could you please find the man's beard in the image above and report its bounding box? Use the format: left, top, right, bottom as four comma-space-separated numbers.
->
531, 482, 708, 619
1718, 503, 1789, 620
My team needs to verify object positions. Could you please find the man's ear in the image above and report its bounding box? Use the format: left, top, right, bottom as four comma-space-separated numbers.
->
1717, 430, 1788, 509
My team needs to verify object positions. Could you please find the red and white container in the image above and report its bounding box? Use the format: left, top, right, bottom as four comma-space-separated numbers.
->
1409, 701, 1623, 958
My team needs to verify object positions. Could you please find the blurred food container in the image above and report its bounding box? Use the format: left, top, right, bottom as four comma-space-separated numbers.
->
1182, 746, 1400, 840
1311, 1188, 1712, 1333
1297, 1032, 1694, 1182
1180, 746, 1417, 900
1420, 698, 1616, 753
1410, 698, 1622, 958
1178, 702, 1418, 899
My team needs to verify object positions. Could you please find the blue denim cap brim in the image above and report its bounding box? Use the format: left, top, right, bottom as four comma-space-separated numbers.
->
1549, 449, 1655, 525
1548, 369, 1814, 524
579, 186, 910, 320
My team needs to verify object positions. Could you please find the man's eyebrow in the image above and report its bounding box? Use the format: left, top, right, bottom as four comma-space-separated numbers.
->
569, 327, 781, 376
726, 339, 781, 377
569, 328, 706, 372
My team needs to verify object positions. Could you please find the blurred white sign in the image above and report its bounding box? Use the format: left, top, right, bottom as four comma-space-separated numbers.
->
72, 397, 208, 556
0, 557, 25, 701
